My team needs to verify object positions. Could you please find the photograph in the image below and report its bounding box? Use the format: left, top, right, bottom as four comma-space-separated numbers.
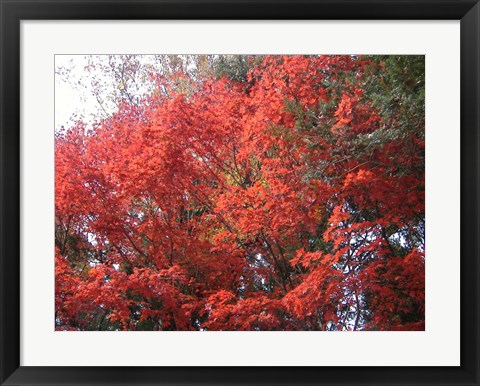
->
54, 54, 425, 332
2, 0, 479, 383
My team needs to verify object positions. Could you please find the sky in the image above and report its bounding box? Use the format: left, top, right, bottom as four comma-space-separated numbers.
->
55, 54, 200, 133
55, 55, 105, 132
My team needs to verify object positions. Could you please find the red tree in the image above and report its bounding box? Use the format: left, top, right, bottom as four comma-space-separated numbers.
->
55, 55, 425, 331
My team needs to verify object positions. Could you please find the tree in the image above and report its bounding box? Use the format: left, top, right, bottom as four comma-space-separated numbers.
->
55, 55, 425, 331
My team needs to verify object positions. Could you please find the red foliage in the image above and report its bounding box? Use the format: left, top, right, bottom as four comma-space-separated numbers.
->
55, 55, 424, 331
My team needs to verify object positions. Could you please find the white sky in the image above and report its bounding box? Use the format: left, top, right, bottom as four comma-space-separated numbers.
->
55, 54, 199, 133
55, 55, 105, 132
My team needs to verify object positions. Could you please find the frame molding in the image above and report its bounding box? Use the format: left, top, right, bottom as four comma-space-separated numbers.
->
1, 1, 479, 385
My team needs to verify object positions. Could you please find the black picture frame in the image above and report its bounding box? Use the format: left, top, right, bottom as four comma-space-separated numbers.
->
1, 1, 479, 385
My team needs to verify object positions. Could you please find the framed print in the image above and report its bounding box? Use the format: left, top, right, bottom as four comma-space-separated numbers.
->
0, 0, 479, 385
